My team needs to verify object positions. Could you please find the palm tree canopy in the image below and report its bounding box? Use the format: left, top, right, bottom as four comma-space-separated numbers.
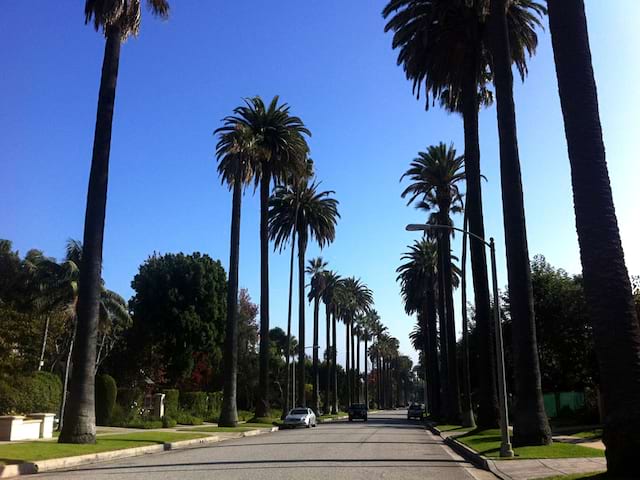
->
214, 123, 257, 190
306, 257, 329, 303
335, 277, 374, 323
401, 142, 465, 216
397, 238, 439, 315
382, 0, 545, 109
220, 96, 310, 187
85, 0, 169, 39
320, 270, 342, 308
269, 179, 340, 251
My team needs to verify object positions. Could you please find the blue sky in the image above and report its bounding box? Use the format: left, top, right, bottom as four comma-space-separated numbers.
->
2, 1, 638, 366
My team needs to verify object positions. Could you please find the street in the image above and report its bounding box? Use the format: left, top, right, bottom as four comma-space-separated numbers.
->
33, 411, 495, 480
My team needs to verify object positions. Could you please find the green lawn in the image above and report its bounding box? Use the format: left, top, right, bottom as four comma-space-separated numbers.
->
179, 423, 274, 433
0, 431, 209, 465
456, 429, 605, 459
571, 429, 603, 440
436, 424, 474, 432
532, 473, 608, 480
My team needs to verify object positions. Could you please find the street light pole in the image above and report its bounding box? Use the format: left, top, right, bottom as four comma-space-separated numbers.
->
406, 224, 514, 458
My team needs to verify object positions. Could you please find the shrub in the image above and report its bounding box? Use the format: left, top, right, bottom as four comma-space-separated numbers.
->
175, 411, 203, 425
162, 389, 179, 419
162, 416, 177, 428
124, 418, 163, 429
208, 391, 223, 415
117, 387, 143, 410
180, 391, 208, 418
0, 372, 61, 415
95, 374, 117, 426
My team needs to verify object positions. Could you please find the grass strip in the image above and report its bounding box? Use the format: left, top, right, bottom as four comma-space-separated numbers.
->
532, 473, 608, 480
0, 431, 209, 465
456, 429, 605, 459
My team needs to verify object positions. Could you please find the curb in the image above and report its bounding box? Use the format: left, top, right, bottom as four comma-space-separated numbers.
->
318, 415, 348, 424
427, 425, 512, 480
0, 427, 279, 479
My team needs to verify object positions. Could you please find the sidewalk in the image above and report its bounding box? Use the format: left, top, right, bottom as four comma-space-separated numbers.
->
432, 427, 606, 480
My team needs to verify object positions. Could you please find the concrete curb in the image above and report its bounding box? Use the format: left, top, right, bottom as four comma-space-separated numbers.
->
0, 427, 279, 478
428, 424, 512, 480
317, 415, 348, 424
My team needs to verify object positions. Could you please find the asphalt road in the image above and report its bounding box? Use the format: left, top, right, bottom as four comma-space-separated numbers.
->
34, 410, 495, 480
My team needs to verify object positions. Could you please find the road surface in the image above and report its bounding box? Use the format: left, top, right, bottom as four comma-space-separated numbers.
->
34, 410, 495, 480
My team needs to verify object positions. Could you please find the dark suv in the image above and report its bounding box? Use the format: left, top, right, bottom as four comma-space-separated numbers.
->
348, 403, 368, 421
407, 403, 425, 420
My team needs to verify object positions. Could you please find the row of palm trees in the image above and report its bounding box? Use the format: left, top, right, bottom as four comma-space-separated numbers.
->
385, 0, 640, 474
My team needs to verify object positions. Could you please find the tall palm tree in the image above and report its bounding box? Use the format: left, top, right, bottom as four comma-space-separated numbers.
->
214, 121, 256, 427
321, 270, 342, 413
401, 142, 464, 423
361, 310, 379, 408
270, 180, 340, 407
547, 1, 640, 473
307, 257, 328, 414
59, 0, 170, 445
384, 0, 546, 430
353, 319, 364, 402
227, 96, 310, 417
397, 238, 440, 418
487, 0, 551, 446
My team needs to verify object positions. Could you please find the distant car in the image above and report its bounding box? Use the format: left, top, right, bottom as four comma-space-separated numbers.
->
283, 407, 317, 428
348, 403, 368, 422
407, 403, 425, 420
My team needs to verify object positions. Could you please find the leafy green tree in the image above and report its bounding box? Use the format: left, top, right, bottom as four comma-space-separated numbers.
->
401, 142, 464, 423
487, 0, 551, 446
269, 180, 340, 407
223, 96, 310, 418
236, 289, 259, 411
127, 252, 227, 388
547, 0, 640, 472
215, 119, 257, 427
60, 0, 169, 445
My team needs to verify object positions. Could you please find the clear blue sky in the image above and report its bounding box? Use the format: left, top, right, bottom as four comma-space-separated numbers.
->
2, 1, 638, 366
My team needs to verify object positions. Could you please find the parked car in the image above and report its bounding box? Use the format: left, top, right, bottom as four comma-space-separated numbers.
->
283, 407, 317, 428
407, 403, 425, 420
348, 403, 368, 421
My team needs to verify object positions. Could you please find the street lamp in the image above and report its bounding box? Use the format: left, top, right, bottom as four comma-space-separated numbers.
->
406, 223, 514, 458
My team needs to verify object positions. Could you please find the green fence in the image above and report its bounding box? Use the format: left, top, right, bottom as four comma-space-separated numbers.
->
543, 391, 585, 418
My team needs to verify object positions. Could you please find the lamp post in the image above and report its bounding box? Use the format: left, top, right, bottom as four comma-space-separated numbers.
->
406, 223, 514, 458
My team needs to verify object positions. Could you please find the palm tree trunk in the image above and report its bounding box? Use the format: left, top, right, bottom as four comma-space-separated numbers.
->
462, 61, 500, 430
38, 316, 50, 371
346, 320, 351, 406
350, 325, 356, 403
377, 352, 382, 408
356, 332, 361, 402
312, 296, 320, 414
460, 209, 476, 428
282, 230, 297, 417
59, 26, 121, 445
489, 0, 551, 446
331, 308, 338, 414
425, 285, 440, 418
364, 337, 369, 408
547, 1, 640, 473
256, 167, 272, 419
297, 234, 307, 407
220, 172, 243, 427
442, 229, 462, 423
325, 303, 331, 414
436, 238, 450, 418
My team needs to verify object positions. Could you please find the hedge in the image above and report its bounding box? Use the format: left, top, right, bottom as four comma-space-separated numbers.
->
95, 374, 117, 426
117, 387, 143, 411
0, 372, 62, 415
180, 391, 208, 418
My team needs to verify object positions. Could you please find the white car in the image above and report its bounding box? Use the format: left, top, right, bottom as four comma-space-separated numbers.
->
283, 407, 317, 428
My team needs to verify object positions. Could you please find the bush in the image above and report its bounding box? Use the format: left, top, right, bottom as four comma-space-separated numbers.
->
117, 387, 143, 410
162, 389, 179, 419
162, 416, 177, 428
95, 374, 117, 426
175, 411, 203, 425
180, 391, 208, 418
123, 418, 163, 429
0, 372, 61, 415
208, 391, 223, 415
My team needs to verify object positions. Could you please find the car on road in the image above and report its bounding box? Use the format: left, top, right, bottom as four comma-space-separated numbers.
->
283, 407, 317, 428
407, 403, 425, 420
348, 403, 368, 422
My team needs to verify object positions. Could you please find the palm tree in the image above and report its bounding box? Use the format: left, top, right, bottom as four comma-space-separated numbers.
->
226, 96, 310, 418
59, 0, 169, 445
383, 0, 546, 430
547, 1, 640, 473
321, 271, 342, 414
353, 319, 364, 402
397, 238, 440, 418
361, 311, 379, 408
214, 121, 256, 427
306, 257, 328, 414
401, 142, 464, 423
487, 0, 551, 446
270, 180, 340, 407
